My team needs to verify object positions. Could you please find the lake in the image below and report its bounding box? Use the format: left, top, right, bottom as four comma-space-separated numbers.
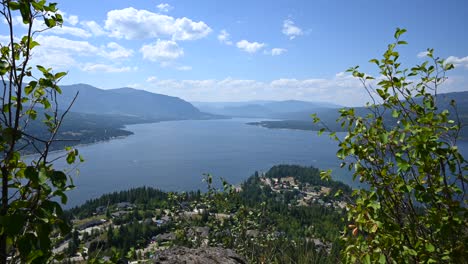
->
44, 118, 468, 208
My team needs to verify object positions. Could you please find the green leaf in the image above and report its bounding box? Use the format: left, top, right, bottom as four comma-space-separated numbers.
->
364, 254, 371, 264
54, 72, 67, 79
318, 128, 325, 136
26, 109, 37, 120
66, 152, 76, 164
37, 65, 48, 74
8, 1, 21, 10
29, 40, 40, 49
334, 189, 343, 197
378, 254, 386, 264
19, 2, 31, 24
425, 243, 435, 252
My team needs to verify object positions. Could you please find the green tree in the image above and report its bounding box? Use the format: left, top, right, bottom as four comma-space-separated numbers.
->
318, 28, 467, 263
0, 0, 80, 263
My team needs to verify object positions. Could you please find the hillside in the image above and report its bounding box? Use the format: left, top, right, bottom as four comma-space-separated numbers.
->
3, 83, 224, 153
58, 84, 216, 120
247, 91, 468, 139
192, 100, 341, 118
62, 165, 350, 263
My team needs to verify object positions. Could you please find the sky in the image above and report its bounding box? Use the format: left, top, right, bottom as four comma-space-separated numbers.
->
1, 0, 468, 106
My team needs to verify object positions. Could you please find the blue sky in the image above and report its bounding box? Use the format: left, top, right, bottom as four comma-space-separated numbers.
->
1, 0, 468, 106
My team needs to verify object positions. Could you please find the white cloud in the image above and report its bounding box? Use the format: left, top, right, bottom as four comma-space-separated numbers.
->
81, 63, 137, 73
140, 39, 184, 62
104, 7, 211, 41
270, 48, 287, 56
30, 35, 133, 69
176, 65, 192, 71
140, 73, 371, 106
11, 13, 91, 38
9, 15, 27, 26
0, 35, 10, 45
35, 35, 98, 54
217, 29, 232, 45
236, 40, 265, 54
172, 17, 212, 41
146, 76, 158, 82
81, 21, 107, 36
446, 56, 468, 69
67, 15, 79, 26
48, 25, 92, 38
157, 3, 173, 13
417, 51, 429, 58
30, 35, 98, 69
102, 42, 134, 59
282, 19, 303, 40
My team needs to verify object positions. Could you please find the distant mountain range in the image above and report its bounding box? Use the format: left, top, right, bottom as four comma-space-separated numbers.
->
58, 84, 215, 120
192, 100, 341, 118
243, 91, 468, 140
2, 83, 222, 152
3, 81, 467, 151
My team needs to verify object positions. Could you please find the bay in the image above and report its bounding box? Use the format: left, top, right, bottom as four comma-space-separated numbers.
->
42, 118, 468, 208
46, 118, 348, 207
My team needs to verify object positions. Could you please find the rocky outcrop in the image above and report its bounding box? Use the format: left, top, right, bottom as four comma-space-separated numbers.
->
154, 246, 247, 264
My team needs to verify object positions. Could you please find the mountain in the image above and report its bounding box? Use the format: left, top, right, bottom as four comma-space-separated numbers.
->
58, 84, 214, 120
192, 100, 341, 118
248, 91, 468, 139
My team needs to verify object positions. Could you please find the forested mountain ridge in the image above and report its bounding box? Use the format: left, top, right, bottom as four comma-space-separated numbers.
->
248, 91, 468, 139
61, 165, 351, 263
2, 82, 224, 152
21, 109, 153, 153
58, 84, 216, 120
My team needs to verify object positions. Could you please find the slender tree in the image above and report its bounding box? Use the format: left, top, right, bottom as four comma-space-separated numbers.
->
0, 1, 80, 263
317, 28, 467, 263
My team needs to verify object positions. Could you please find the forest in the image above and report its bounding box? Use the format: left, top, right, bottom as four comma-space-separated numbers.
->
62, 165, 350, 263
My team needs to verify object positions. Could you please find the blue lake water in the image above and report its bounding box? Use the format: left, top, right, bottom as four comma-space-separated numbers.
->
42, 118, 468, 208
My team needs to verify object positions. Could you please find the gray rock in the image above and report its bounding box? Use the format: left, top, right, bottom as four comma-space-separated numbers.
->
154, 246, 247, 264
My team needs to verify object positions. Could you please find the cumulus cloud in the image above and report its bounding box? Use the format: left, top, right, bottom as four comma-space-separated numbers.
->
48, 25, 92, 38
67, 15, 79, 26
157, 3, 173, 13
446, 56, 468, 69
102, 42, 134, 59
282, 19, 303, 40
236, 40, 265, 54
30, 35, 134, 69
270, 48, 287, 56
140, 39, 184, 62
35, 35, 98, 55
217, 29, 232, 45
81, 20, 107, 36
104, 7, 211, 41
140, 73, 372, 106
81, 63, 137, 73
10, 13, 91, 38
30, 35, 95, 68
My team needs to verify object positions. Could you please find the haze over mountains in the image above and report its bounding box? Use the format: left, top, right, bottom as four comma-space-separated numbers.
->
56, 85, 468, 139
5, 82, 466, 151
59, 84, 214, 120
192, 100, 342, 119
57, 83, 346, 122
